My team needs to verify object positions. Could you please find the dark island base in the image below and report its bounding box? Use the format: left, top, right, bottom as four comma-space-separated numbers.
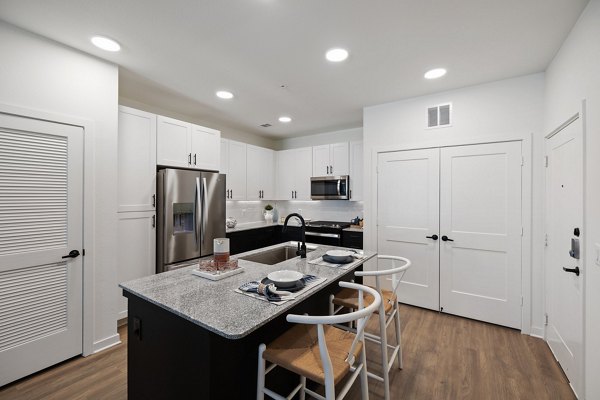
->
124, 269, 361, 400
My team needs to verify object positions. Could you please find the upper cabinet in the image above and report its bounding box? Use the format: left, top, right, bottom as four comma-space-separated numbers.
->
276, 147, 312, 200
221, 139, 247, 200
156, 115, 220, 170
349, 141, 363, 201
118, 106, 157, 212
312, 142, 349, 176
246, 145, 274, 200
190, 124, 221, 171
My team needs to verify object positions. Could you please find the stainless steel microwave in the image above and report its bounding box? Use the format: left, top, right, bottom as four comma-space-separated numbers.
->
310, 175, 350, 200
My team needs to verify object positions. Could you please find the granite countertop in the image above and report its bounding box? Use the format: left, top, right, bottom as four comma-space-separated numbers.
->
119, 243, 376, 340
225, 220, 304, 233
343, 227, 364, 233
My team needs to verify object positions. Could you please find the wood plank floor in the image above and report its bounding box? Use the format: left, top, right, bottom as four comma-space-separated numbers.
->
0, 305, 575, 400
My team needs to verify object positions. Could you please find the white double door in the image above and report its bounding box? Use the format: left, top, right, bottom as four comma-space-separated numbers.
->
377, 141, 523, 328
0, 113, 83, 386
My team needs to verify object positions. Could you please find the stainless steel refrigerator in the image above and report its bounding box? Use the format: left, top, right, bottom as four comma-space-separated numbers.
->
156, 168, 226, 273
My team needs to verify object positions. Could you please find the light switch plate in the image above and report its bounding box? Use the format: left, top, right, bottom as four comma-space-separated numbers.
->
595, 243, 600, 266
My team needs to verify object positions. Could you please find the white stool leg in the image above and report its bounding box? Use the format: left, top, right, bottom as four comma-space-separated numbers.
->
328, 294, 334, 316
378, 304, 391, 400
257, 344, 266, 400
393, 301, 403, 369
360, 342, 369, 400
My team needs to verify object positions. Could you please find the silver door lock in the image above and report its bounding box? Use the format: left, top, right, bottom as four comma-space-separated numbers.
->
569, 238, 580, 259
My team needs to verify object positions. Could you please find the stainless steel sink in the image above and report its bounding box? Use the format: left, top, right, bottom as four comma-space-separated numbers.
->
239, 245, 315, 265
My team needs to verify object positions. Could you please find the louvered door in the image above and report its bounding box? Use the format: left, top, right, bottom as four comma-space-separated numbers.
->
0, 113, 83, 386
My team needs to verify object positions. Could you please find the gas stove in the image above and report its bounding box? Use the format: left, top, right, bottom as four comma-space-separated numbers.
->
305, 221, 351, 245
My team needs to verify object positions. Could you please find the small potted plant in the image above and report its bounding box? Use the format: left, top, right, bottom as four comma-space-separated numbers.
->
264, 204, 274, 223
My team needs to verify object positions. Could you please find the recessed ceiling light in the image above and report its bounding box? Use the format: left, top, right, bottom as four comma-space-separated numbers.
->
216, 90, 234, 99
278, 116, 292, 123
325, 48, 349, 62
424, 68, 447, 79
91, 36, 121, 52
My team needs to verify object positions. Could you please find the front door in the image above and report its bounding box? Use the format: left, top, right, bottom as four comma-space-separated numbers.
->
545, 115, 583, 397
377, 148, 440, 310
439, 142, 523, 329
0, 113, 83, 386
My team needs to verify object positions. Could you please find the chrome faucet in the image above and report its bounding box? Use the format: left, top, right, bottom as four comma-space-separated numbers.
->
283, 213, 307, 258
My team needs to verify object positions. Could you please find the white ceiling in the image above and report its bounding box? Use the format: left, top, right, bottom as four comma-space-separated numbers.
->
0, 0, 589, 138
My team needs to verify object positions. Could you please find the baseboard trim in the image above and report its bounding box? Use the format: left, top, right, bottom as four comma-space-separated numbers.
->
118, 309, 127, 321
92, 333, 121, 354
530, 326, 545, 339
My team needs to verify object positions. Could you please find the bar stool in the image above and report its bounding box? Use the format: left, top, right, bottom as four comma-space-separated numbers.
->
329, 255, 411, 400
257, 282, 381, 400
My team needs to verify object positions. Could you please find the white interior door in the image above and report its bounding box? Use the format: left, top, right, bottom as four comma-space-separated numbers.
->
439, 142, 522, 329
377, 149, 440, 310
0, 113, 83, 386
545, 116, 583, 397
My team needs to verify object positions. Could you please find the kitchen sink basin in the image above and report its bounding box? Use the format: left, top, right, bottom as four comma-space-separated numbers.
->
239, 245, 315, 265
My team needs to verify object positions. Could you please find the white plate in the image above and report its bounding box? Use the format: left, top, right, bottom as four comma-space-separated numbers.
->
267, 270, 304, 288
325, 249, 354, 262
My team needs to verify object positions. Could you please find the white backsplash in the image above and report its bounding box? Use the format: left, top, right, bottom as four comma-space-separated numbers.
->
226, 200, 363, 225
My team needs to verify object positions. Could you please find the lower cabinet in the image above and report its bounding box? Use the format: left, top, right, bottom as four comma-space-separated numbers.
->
226, 226, 303, 255
342, 230, 363, 249
117, 211, 156, 320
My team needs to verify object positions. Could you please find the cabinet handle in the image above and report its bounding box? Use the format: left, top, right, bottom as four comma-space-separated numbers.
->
326, 166, 329, 174
230, 189, 233, 198
294, 190, 297, 199
152, 215, 156, 228
188, 153, 192, 165
330, 165, 333, 174
194, 153, 197, 165
441, 235, 454, 242
152, 194, 155, 207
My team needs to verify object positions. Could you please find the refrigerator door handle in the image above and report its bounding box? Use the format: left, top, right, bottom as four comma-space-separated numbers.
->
195, 177, 201, 248
202, 177, 208, 241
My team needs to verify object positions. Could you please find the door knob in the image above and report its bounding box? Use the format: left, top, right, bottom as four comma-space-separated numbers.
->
426, 234, 439, 240
441, 235, 454, 242
562, 266, 580, 276
62, 250, 80, 259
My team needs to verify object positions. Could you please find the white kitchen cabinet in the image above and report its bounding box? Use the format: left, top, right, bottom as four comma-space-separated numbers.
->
246, 145, 274, 200
118, 106, 157, 212
156, 115, 191, 168
276, 147, 312, 200
157, 116, 220, 170
219, 138, 229, 174
312, 142, 349, 176
190, 124, 220, 171
117, 211, 156, 320
222, 139, 247, 200
349, 141, 363, 201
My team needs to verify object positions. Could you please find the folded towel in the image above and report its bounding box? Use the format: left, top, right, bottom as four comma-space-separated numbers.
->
238, 275, 318, 302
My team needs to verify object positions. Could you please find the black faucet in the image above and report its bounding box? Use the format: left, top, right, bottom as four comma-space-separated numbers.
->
283, 213, 307, 258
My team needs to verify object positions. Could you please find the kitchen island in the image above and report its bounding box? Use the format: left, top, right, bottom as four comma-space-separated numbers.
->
120, 242, 376, 400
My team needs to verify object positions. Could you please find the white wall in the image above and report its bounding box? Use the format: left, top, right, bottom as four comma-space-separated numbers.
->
544, 1, 600, 398
275, 127, 362, 150
363, 73, 545, 332
0, 22, 120, 352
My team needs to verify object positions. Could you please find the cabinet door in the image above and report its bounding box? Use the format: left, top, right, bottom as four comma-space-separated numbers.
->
117, 211, 156, 320
349, 141, 363, 201
220, 138, 229, 175
118, 106, 157, 212
246, 145, 262, 200
330, 142, 349, 175
156, 116, 191, 168
261, 148, 275, 200
227, 140, 247, 200
276, 150, 294, 200
190, 125, 220, 171
294, 147, 313, 200
312, 145, 330, 176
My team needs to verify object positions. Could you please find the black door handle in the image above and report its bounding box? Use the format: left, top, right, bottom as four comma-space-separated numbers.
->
426, 234, 439, 240
62, 250, 80, 259
441, 235, 454, 242
563, 266, 580, 276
